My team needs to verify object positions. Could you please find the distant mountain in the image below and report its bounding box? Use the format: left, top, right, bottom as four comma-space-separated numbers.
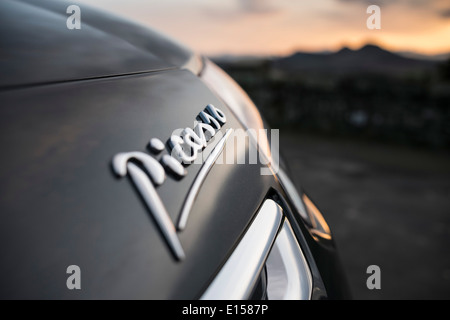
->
272, 44, 437, 76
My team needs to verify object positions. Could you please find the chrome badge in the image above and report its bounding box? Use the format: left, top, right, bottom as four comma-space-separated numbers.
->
111, 104, 230, 261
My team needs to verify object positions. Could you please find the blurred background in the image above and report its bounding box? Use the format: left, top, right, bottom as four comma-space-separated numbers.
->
80, 0, 450, 299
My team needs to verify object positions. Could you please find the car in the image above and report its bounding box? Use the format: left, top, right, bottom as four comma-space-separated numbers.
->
0, 0, 350, 300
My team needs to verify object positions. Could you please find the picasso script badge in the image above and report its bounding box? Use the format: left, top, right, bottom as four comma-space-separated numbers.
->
111, 104, 231, 261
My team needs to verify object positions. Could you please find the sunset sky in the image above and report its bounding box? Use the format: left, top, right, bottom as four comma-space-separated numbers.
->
78, 0, 450, 56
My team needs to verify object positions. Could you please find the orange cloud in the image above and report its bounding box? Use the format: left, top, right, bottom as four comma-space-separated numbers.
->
77, 0, 450, 56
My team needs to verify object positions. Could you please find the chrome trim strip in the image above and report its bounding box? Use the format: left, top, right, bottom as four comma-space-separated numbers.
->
266, 219, 313, 300
276, 168, 310, 223
177, 129, 233, 231
182, 54, 204, 76
201, 199, 283, 300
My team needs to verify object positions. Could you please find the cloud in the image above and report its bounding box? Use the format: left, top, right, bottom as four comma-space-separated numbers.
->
238, 0, 280, 14
439, 8, 450, 18
335, 0, 397, 5
335, 0, 450, 9
336, 0, 450, 19
334, 0, 445, 7
202, 0, 281, 21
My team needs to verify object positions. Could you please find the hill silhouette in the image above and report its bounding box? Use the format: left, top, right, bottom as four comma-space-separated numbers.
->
272, 44, 437, 76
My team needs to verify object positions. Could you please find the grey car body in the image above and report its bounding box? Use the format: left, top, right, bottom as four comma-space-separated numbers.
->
0, 0, 349, 299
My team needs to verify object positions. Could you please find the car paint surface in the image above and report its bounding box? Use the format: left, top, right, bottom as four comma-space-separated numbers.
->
0, 0, 349, 299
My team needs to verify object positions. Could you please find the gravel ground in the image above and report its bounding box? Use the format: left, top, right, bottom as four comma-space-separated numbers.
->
280, 133, 450, 300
